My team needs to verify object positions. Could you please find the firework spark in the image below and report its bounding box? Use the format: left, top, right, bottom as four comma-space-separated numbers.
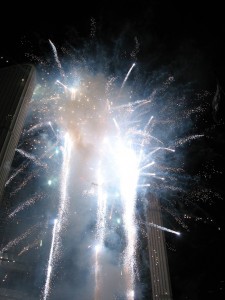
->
8, 193, 43, 219
49, 39, 65, 79
42, 219, 58, 300
120, 63, 136, 91
140, 221, 181, 236
117, 140, 139, 300
42, 133, 72, 299
1, 222, 41, 252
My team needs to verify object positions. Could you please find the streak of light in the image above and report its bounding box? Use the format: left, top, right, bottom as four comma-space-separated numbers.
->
42, 219, 58, 300
16, 149, 47, 168
175, 134, 204, 146
94, 245, 101, 300
25, 122, 48, 134
8, 193, 43, 219
49, 40, 65, 79
94, 164, 107, 299
120, 63, 136, 91
6, 141, 59, 188
1, 223, 41, 252
48, 121, 58, 139
18, 239, 40, 256
116, 139, 139, 300
141, 221, 181, 236
96, 165, 107, 246
42, 133, 72, 299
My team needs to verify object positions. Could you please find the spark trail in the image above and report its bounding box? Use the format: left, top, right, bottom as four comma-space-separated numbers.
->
94, 244, 101, 300
6, 141, 59, 194
175, 134, 204, 146
42, 134, 72, 299
1, 223, 41, 252
140, 221, 181, 236
120, 63, 136, 91
96, 165, 107, 247
49, 39, 65, 79
116, 139, 139, 300
8, 193, 43, 219
26, 122, 49, 134
42, 219, 58, 300
94, 165, 107, 300
18, 238, 40, 256
5, 160, 30, 186
16, 148, 47, 168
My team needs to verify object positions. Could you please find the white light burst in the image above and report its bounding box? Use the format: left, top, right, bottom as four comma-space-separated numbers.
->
5, 34, 210, 300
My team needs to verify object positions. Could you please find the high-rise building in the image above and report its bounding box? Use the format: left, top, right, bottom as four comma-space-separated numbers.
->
146, 194, 173, 300
0, 64, 36, 205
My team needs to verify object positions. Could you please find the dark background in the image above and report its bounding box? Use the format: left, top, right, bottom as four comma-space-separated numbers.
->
1, 1, 225, 299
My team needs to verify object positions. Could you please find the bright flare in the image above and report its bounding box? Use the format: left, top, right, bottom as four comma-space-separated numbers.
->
116, 139, 139, 300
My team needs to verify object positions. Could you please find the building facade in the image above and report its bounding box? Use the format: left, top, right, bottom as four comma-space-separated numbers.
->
146, 194, 173, 300
0, 64, 36, 205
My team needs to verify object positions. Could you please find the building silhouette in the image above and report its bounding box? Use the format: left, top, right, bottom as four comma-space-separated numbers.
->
0, 64, 37, 299
0, 64, 36, 205
146, 194, 173, 300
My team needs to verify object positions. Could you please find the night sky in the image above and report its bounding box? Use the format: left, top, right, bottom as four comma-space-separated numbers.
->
1, 1, 225, 299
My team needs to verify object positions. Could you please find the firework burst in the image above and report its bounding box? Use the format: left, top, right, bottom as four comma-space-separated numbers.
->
0, 26, 218, 300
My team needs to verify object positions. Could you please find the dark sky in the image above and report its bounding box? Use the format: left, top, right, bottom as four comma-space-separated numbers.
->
1, 1, 225, 299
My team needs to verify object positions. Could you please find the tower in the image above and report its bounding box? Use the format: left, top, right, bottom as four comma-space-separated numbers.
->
0, 64, 36, 205
146, 194, 173, 300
